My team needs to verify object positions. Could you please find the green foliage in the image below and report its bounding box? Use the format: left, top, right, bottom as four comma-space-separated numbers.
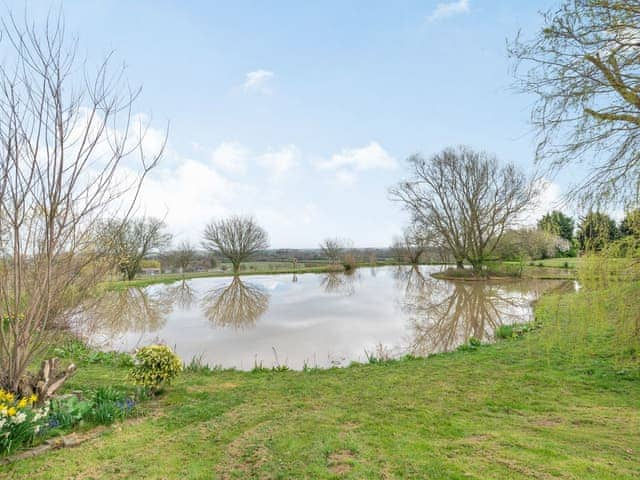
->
457, 336, 482, 351
495, 325, 514, 339
577, 211, 619, 252
620, 209, 640, 238
537, 251, 640, 369
129, 345, 182, 392
53, 339, 134, 368
48, 396, 92, 430
89, 388, 132, 425
538, 210, 574, 241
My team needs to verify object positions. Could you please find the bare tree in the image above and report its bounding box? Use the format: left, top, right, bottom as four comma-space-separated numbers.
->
510, 1, 640, 205
391, 146, 536, 272
202, 215, 269, 273
99, 217, 172, 280
0, 13, 165, 394
390, 225, 433, 265
168, 240, 197, 274
319, 237, 355, 269
319, 238, 343, 264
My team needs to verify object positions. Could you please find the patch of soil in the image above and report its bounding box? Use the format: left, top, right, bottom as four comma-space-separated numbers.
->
327, 449, 356, 476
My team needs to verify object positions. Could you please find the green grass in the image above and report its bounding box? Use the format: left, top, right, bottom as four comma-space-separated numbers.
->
2, 288, 638, 479
502, 258, 579, 269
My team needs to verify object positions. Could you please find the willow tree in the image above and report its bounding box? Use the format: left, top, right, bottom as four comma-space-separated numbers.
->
391, 146, 536, 272
0, 13, 164, 395
202, 215, 269, 273
510, 0, 640, 205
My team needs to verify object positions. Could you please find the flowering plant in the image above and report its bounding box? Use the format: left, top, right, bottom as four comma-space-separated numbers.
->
0, 389, 48, 455
129, 345, 182, 392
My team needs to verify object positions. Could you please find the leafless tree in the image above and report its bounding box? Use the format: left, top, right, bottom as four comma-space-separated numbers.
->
168, 240, 197, 274
391, 146, 536, 272
202, 215, 269, 273
0, 12, 165, 394
319, 237, 356, 270
510, 0, 640, 206
99, 217, 172, 280
390, 225, 433, 265
319, 238, 344, 264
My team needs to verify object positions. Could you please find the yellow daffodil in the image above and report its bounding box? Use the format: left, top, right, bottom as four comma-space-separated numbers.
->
7, 407, 16, 417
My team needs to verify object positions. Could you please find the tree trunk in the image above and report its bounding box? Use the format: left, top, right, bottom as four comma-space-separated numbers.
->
456, 260, 464, 269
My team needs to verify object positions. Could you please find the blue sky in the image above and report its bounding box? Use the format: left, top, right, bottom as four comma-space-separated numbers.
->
10, 0, 564, 248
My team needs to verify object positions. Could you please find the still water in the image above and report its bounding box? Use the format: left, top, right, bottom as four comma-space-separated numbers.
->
77, 266, 573, 369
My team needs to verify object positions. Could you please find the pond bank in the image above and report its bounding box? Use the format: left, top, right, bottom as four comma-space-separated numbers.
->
2, 285, 638, 479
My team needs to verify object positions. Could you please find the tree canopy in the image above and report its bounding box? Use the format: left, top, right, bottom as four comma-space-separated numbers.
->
576, 211, 619, 251
391, 146, 536, 272
538, 211, 575, 242
203, 216, 269, 273
510, 0, 640, 205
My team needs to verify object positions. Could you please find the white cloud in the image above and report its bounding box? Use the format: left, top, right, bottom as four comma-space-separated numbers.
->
317, 142, 396, 184
211, 141, 250, 174
519, 178, 563, 227
427, 0, 470, 22
137, 158, 240, 239
258, 145, 300, 179
243, 69, 275, 94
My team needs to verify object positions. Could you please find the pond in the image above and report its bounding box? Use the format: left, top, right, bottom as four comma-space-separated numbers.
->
76, 266, 574, 370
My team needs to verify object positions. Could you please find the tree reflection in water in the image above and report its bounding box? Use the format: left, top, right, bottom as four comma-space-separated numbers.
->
79, 287, 172, 339
201, 276, 269, 329
320, 271, 360, 296
399, 267, 569, 356
163, 279, 196, 310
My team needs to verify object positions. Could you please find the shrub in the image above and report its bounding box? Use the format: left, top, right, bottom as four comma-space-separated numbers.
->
0, 389, 48, 455
129, 345, 182, 392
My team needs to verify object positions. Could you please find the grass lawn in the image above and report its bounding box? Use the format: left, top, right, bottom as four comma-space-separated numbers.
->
525, 258, 579, 268
2, 290, 638, 479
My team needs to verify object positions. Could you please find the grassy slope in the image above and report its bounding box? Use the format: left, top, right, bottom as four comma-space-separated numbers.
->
2, 291, 638, 479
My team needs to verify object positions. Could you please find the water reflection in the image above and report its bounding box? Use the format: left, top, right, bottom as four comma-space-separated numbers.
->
163, 280, 196, 310
80, 287, 171, 337
401, 275, 567, 356
77, 266, 572, 370
320, 271, 359, 296
200, 276, 270, 329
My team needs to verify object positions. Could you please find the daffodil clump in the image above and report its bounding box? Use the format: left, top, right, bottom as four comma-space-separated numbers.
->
0, 389, 48, 455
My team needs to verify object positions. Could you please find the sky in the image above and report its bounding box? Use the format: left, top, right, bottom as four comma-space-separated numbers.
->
6, 0, 566, 248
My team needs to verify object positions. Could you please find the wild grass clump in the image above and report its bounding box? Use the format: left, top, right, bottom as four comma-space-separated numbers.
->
183, 355, 219, 375
495, 323, 538, 340
457, 337, 482, 352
